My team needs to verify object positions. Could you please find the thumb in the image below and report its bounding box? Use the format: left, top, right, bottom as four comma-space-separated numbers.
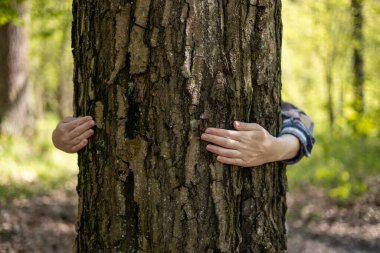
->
234, 121, 263, 131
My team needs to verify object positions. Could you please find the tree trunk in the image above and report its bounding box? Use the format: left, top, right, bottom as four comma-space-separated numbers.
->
0, 2, 33, 136
351, 0, 364, 115
72, 0, 286, 252
325, 67, 335, 127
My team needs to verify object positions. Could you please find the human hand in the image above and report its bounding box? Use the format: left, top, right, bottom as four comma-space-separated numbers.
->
201, 121, 300, 167
52, 116, 95, 153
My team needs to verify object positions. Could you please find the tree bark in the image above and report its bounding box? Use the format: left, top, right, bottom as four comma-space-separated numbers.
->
0, 1, 33, 136
73, 0, 286, 252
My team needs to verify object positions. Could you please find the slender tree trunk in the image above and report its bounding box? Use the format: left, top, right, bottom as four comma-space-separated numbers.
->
326, 67, 335, 127
73, 0, 286, 252
351, 0, 364, 114
0, 1, 33, 136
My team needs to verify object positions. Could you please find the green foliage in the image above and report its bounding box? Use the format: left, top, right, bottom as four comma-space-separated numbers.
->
283, 0, 380, 131
287, 133, 380, 203
283, 0, 380, 203
0, 1, 17, 25
0, 0, 25, 26
0, 115, 77, 203
0, 0, 26, 25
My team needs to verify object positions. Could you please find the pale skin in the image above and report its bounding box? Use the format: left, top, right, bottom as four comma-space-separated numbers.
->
52, 116, 300, 166
201, 121, 300, 167
52, 116, 95, 153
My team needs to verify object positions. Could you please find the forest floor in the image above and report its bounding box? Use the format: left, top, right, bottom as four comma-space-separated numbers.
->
287, 177, 380, 253
1, 178, 380, 253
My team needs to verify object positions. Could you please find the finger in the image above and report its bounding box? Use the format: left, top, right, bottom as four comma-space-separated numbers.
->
201, 133, 239, 149
71, 139, 89, 153
206, 144, 241, 158
70, 129, 95, 146
204, 128, 240, 140
66, 116, 94, 132
234, 121, 263, 131
68, 119, 95, 139
216, 156, 245, 167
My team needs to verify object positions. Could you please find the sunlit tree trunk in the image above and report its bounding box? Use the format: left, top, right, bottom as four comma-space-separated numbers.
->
73, 0, 287, 252
0, 2, 33, 136
351, 0, 364, 115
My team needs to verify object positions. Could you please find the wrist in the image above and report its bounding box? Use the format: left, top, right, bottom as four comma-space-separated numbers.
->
272, 134, 301, 162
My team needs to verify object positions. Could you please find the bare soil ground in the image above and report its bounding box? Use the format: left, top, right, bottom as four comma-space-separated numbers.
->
287, 177, 380, 253
0, 190, 77, 253
1, 179, 379, 253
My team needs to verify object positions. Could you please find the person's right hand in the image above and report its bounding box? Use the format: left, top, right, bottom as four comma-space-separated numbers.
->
52, 116, 95, 153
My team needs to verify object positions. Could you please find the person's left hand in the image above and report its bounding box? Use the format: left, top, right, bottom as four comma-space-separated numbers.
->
52, 116, 95, 153
201, 121, 288, 167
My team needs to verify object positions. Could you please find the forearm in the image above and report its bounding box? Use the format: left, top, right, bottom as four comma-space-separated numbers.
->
279, 101, 316, 164
271, 134, 301, 162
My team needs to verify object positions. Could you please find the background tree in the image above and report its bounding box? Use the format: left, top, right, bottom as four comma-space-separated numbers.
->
29, 0, 73, 118
0, 0, 34, 136
351, 0, 365, 116
73, 0, 286, 252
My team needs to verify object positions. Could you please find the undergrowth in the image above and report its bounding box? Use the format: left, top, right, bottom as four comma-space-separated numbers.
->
288, 132, 380, 204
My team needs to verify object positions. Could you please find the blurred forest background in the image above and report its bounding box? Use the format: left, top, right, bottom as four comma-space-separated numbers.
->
0, 0, 379, 252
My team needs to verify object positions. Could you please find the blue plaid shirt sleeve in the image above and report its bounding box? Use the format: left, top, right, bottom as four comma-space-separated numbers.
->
279, 101, 316, 165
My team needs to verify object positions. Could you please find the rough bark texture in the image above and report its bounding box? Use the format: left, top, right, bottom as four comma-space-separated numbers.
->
72, 0, 286, 252
0, 2, 33, 136
351, 0, 364, 114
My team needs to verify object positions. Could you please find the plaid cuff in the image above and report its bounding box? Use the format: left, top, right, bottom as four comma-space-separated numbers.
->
279, 118, 315, 165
